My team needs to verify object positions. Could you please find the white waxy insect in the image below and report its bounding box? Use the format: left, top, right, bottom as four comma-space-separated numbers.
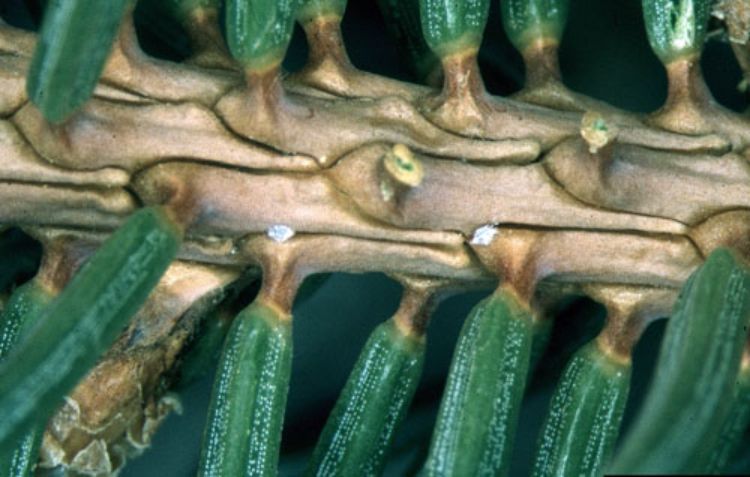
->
267, 224, 296, 243
470, 224, 498, 246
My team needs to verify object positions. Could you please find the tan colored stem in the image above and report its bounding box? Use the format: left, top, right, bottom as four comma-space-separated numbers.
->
303, 16, 351, 73
392, 275, 454, 337
0, 22, 746, 322
646, 57, 750, 148
392, 287, 433, 339
522, 39, 562, 89
255, 242, 304, 317
586, 284, 676, 363
243, 65, 287, 129
422, 50, 491, 136
649, 58, 714, 135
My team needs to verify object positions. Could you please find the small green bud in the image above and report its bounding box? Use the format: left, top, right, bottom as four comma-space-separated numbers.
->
419, 0, 490, 57
501, 0, 569, 52
226, 0, 299, 71
642, 0, 713, 64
